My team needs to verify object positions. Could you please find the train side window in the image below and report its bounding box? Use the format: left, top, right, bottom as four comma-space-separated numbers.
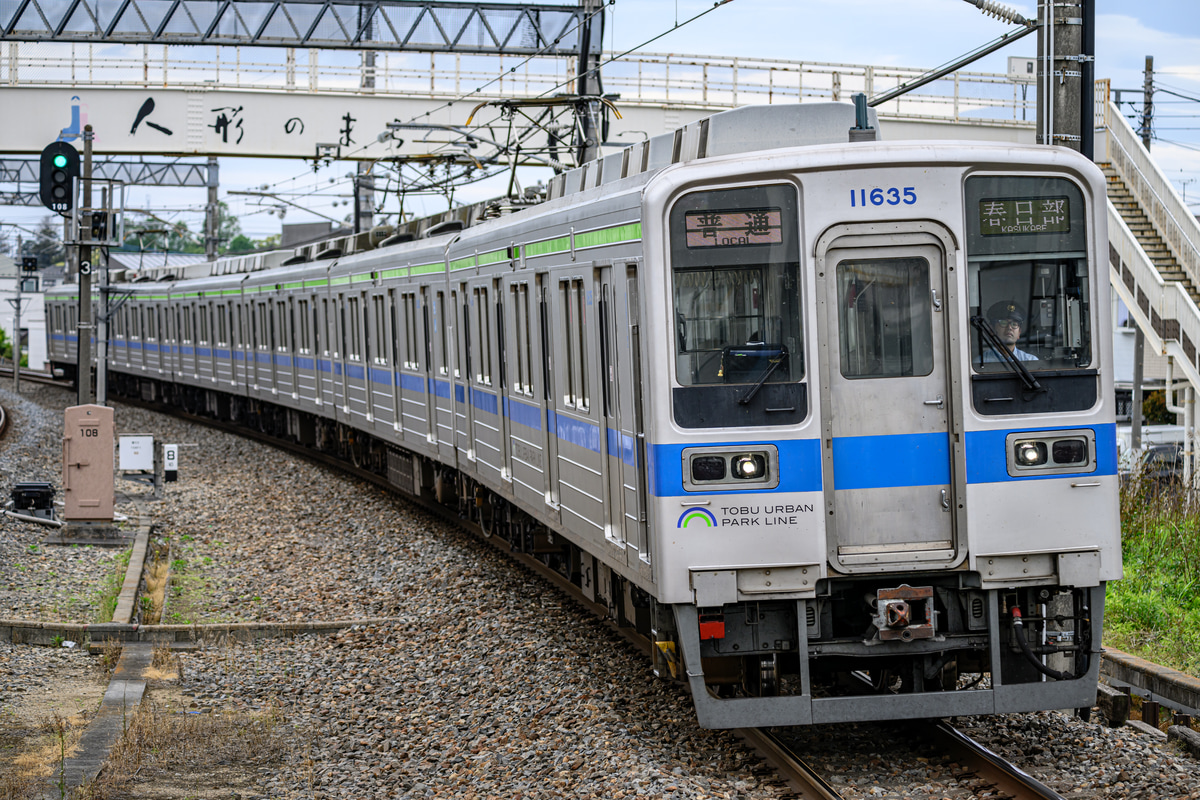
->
320, 299, 330, 357
256, 302, 268, 350
372, 295, 386, 365
347, 297, 362, 360
474, 286, 493, 386
388, 291, 400, 367
298, 299, 311, 353
559, 278, 588, 410
200, 305, 210, 344
275, 300, 288, 353
494, 280, 506, 392
511, 283, 533, 396
435, 291, 449, 375
402, 292, 419, 369
451, 288, 463, 379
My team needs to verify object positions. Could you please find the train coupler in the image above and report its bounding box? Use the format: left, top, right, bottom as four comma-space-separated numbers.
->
870, 584, 937, 642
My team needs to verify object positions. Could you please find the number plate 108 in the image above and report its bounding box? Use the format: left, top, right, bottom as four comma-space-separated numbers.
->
851, 187, 917, 207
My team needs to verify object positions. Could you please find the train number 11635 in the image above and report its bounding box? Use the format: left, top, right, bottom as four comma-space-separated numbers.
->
851, 187, 917, 207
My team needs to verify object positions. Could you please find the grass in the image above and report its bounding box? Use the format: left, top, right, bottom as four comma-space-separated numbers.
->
79, 700, 295, 799
0, 712, 87, 800
90, 550, 132, 625
1107, 478, 1200, 676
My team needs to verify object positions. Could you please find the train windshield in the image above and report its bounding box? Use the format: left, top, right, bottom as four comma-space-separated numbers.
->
669, 185, 803, 389
965, 176, 1092, 373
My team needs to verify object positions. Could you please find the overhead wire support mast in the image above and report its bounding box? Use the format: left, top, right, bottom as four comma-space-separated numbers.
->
1, 0, 589, 56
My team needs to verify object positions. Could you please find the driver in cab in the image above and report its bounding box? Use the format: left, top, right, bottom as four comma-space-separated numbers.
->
982, 301, 1037, 362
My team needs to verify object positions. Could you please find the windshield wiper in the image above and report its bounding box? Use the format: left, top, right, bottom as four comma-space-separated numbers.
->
970, 315, 1043, 392
738, 353, 785, 405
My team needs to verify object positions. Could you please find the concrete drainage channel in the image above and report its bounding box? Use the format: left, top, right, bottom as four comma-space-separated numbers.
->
0, 495, 402, 797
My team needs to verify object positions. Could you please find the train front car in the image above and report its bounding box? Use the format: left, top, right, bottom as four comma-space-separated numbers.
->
642, 135, 1119, 728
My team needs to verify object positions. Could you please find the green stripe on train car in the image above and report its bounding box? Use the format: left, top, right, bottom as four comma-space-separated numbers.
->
449, 256, 475, 271
477, 248, 509, 266
576, 222, 642, 249
410, 262, 444, 275
525, 236, 570, 257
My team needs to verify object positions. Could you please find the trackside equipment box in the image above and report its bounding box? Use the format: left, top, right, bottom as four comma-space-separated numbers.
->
62, 404, 114, 521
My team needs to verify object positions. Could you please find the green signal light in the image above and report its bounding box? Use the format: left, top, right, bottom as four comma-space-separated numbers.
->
52, 154, 69, 168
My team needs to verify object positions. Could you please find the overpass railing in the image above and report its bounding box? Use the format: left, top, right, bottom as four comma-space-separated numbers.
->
2, 42, 1035, 125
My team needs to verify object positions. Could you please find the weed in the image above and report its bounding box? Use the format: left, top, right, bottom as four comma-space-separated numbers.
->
27, 544, 39, 555
81, 700, 295, 799
1108, 481, 1200, 675
95, 639, 123, 678
91, 549, 132, 624
50, 635, 64, 648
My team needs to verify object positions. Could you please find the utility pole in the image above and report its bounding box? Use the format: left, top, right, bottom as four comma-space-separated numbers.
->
10, 280, 22, 393
1131, 55, 1152, 452
355, 164, 375, 234
1036, 0, 1084, 152
96, 186, 110, 406
574, 0, 605, 164
77, 124, 94, 406
205, 156, 219, 261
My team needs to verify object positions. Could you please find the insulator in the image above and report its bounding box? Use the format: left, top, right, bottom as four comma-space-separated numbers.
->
964, 0, 1033, 27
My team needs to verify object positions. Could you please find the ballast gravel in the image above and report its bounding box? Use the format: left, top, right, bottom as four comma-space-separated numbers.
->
2, 384, 1198, 799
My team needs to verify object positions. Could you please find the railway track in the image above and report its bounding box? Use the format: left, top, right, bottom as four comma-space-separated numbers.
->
97, 391, 1079, 799
0, 377, 1186, 797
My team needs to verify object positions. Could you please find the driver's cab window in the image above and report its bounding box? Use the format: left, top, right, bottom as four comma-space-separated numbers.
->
965, 175, 1092, 373
669, 184, 803, 388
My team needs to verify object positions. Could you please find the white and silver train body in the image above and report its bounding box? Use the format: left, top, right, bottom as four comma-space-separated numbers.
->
46, 103, 1119, 729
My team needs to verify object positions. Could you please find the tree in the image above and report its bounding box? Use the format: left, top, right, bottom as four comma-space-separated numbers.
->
217, 201, 241, 250
226, 234, 255, 253
19, 216, 65, 268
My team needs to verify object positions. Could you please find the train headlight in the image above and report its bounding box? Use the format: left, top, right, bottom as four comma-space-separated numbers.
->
691, 456, 727, 482
732, 453, 767, 480
1014, 440, 1048, 466
1005, 430, 1096, 476
682, 446, 779, 491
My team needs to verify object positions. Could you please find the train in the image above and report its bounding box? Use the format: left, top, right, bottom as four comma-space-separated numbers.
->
46, 100, 1121, 728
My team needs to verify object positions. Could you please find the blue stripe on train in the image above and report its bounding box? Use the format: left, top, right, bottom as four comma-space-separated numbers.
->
964, 423, 1117, 483
832, 432, 950, 490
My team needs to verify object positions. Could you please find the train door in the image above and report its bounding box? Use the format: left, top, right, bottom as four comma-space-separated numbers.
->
816, 231, 960, 569
432, 289, 456, 462
606, 262, 649, 562
597, 267, 621, 549
387, 290, 402, 430
400, 290, 432, 448
537, 273, 561, 508
494, 277, 513, 483
455, 285, 475, 462
506, 279, 544, 510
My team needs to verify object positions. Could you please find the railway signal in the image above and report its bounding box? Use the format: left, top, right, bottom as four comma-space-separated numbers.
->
39, 141, 79, 213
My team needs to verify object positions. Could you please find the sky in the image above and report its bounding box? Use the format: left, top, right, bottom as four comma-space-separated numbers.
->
3, 0, 1199, 246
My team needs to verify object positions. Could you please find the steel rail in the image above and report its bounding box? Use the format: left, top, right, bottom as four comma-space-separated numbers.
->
737, 728, 844, 800
931, 720, 1066, 800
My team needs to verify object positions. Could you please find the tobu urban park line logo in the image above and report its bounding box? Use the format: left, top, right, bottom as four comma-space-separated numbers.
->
677, 504, 817, 528
677, 508, 718, 528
